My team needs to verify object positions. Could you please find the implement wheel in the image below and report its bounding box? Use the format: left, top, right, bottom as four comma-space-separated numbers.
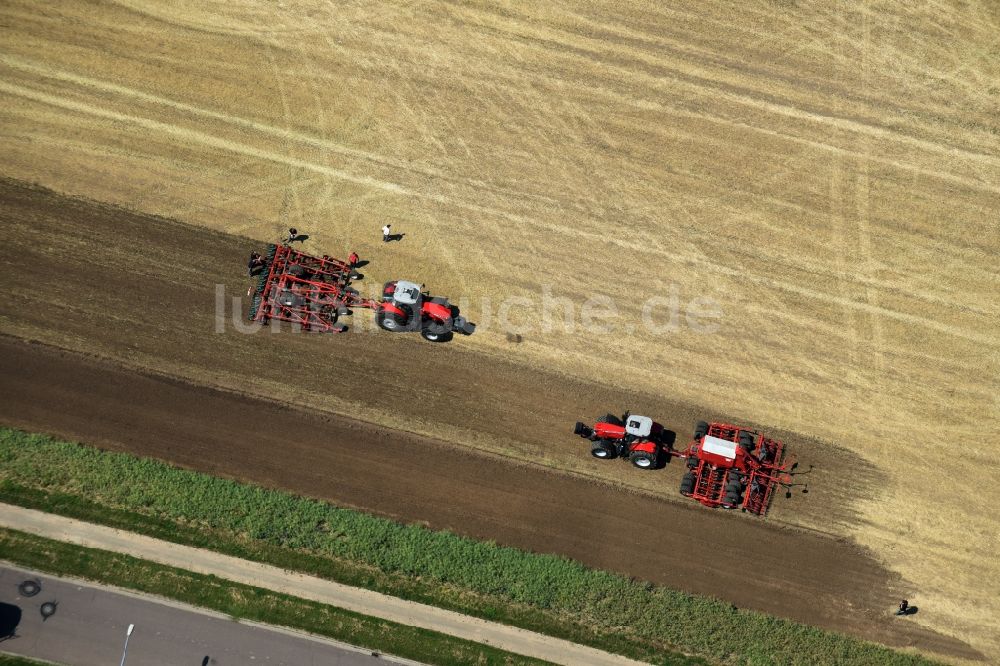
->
680, 471, 695, 496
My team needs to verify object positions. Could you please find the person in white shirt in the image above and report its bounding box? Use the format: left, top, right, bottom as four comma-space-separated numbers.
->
382, 224, 391, 242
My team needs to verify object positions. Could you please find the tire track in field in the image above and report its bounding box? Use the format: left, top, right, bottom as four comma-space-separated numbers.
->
853, 10, 893, 462
440, 1, 1000, 174
2, 62, 996, 346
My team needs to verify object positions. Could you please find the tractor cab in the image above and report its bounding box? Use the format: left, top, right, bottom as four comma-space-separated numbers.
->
625, 415, 653, 438
384, 279, 422, 307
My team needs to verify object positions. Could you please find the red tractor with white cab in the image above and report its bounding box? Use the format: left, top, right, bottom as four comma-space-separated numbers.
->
376, 280, 476, 342
678, 420, 795, 515
573, 412, 671, 469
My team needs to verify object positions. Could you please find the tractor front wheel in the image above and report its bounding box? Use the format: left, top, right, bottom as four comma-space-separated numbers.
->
377, 313, 405, 331
630, 452, 656, 470
591, 440, 617, 460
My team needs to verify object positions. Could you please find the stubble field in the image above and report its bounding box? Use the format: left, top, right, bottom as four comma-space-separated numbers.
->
1, 0, 998, 661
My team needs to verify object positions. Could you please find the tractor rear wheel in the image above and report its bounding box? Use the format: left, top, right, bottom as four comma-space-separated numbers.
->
591, 440, 617, 460
694, 421, 708, 439
680, 471, 695, 495
598, 414, 624, 427
630, 452, 656, 470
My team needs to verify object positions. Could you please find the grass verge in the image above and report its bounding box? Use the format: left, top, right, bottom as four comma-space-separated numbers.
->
0, 655, 61, 666
0, 428, 939, 665
0, 527, 550, 666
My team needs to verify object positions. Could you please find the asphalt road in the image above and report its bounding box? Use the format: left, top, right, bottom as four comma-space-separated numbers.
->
0, 564, 413, 666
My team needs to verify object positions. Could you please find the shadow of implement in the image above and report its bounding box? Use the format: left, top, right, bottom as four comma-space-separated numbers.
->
784, 484, 809, 499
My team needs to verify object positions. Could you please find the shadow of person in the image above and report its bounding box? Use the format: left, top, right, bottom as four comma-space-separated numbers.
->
353, 259, 370, 268
387, 233, 405, 242
905, 606, 919, 616
0, 602, 22, 641
291, 234, 310, 243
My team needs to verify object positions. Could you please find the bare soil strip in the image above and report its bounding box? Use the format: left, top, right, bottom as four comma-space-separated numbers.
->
0, 335, 976, 660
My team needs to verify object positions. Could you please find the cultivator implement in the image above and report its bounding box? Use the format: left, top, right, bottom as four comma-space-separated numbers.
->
248, 244, 374, 332
679, 421, 793, 516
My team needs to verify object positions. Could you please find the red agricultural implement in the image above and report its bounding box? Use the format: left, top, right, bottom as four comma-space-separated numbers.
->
677, 421, 795, 515
248, 244, 369, 333
573, 412, 672, 469
248, 245, 475, 342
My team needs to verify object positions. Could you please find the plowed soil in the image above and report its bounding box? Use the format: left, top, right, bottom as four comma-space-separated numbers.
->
0, 181, 980, 660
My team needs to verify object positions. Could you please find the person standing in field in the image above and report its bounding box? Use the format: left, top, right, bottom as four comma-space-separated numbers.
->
382, 224, 391, 242
284, 227, 300, 244
247, 251, 265, 276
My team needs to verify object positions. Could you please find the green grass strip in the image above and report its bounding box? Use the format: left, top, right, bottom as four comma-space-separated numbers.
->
0, 527, 550, 666
0, 428, 938, 665
0, 655, 62, 666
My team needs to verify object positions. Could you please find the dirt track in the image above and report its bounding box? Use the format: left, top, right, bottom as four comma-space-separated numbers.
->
0, 335, 977, 660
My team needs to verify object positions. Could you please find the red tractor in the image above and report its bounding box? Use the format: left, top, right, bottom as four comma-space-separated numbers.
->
573, 413, 671, 469
376, 280, 475, 342
678, 421, 794, 515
